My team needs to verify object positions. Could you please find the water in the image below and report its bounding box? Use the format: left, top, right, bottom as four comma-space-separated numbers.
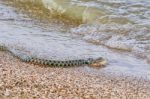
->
0, 0, 150, 78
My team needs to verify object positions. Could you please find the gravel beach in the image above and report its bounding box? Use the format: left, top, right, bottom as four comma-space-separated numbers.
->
0, 0, 150, 99
0, 51, 150, 99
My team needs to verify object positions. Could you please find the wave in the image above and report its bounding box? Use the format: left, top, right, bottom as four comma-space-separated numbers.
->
4, 0, 128, 24
70, 23, 150, 63
2, 0, 150, 63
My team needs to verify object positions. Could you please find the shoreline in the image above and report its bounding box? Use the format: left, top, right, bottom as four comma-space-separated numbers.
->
0, 1, 150, 98
0, 51, 150, 98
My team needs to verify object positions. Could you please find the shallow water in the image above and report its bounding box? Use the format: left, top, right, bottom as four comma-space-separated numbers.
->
0, 0, 150, 78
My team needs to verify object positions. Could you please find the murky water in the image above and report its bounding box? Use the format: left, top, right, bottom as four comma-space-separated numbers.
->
0, 0, 150, 78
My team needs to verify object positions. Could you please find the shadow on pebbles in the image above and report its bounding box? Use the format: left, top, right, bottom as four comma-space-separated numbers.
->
0, 51, 150, 99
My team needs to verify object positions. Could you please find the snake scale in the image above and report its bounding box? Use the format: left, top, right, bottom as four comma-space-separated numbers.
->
0, 44, 107, 67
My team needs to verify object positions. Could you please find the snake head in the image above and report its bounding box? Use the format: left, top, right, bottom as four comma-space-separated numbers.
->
90, 57, 107, 67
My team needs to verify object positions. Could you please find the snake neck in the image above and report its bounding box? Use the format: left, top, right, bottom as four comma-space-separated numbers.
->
86, 58, 94, 64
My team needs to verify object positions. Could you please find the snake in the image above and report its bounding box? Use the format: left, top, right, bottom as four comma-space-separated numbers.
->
0, 44, 107, 67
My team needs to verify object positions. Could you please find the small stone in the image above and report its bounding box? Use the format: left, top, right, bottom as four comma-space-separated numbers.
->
4, 89, 11, 97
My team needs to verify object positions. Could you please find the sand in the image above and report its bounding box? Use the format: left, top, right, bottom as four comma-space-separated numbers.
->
0, 51, 150, 99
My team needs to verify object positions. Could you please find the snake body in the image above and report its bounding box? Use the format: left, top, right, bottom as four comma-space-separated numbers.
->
0, 45, 106, 67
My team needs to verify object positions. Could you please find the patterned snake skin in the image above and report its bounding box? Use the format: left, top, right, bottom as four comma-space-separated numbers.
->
0, 45, 107, 67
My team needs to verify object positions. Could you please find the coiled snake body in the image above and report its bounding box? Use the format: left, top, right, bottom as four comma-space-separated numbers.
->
0, 45, 107, 67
